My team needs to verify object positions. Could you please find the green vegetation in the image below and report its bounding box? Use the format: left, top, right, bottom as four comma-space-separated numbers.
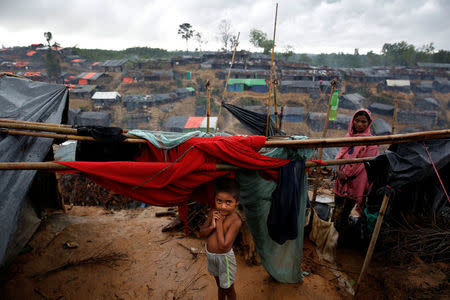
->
44, 50, 61, 80
175, 78, 183, 88
72, 47, 170, 61
249, 29, 273, 54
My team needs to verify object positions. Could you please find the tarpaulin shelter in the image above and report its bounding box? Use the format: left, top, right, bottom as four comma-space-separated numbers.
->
227, 78, 269, 93
0, 75, 68, 267
365, 139, 450, 215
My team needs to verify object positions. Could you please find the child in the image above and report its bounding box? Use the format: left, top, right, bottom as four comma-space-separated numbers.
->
199, 178, 242, 300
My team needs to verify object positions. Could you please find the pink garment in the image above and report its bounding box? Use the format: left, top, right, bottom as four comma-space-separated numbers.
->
333, 109, 378, 204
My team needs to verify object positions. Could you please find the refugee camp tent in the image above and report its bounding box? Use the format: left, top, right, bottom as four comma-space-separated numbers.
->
76, 111, 112, 127
164, 116, 189, 132
227, 78, 269, 93
0, 75, 68, 267
91, 91, 121, 106
371, 118, 392, 136
100, 59, 128, 72
415, 97, 441, 110
368, 102, 395, 116
340, 93, 365, 110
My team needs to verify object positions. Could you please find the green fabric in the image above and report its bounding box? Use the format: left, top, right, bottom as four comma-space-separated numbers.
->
128, 130, 224, 149
227, 78, 267, 86
237, 136, 314, 283
364, 208, 378, 233
186, 87, 195, 92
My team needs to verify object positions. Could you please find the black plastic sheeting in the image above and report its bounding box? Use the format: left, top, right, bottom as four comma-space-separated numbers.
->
365, 139, 450, 214
0, 75, 68, 264
223, 103, 277, 136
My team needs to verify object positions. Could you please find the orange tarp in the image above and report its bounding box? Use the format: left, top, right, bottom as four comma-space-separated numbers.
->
83, 72, 97, 79
122, 77, 133, 83
71, 59, 83, 63
78, 79, 88, 85
26, 51, 36, 56
15, 61, 29, 67
184, 117, 204, 129
91, 62, 100, 66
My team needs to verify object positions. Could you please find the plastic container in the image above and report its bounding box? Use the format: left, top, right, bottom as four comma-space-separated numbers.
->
329, 88, 339, 121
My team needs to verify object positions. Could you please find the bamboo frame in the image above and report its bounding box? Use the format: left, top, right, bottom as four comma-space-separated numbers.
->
392, 101, 398, 135
0, 157, 376, 171
265, 3, 278, 137
1, 126, 449, 148
215, 32, 240, 133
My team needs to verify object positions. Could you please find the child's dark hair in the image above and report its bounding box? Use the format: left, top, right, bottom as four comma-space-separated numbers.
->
353, 110, 370, 122
215, 178, 240, 201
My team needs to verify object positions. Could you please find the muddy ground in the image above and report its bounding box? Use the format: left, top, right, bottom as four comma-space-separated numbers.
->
1, 205, 447, 300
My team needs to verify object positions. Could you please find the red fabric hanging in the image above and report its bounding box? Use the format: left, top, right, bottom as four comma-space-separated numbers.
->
55, 135, 289, 229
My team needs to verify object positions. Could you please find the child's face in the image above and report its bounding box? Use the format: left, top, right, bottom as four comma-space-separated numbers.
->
353, 115, 369, 133
215, 192, 239, 216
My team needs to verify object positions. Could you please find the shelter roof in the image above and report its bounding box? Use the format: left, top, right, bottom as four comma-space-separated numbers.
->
417, 62, 450, 69
386, 79, 410, 87
75, 72, 105, 80
92, 91, 121, 100
100, 59, 128, 67
227, 78, 267, 86
68, 85, 97, 93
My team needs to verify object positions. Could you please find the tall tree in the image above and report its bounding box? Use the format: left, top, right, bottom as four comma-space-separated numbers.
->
43, 31, 60, 81
178, 23, 194, 52
249, 29, 273, 54
194, 32, 207, 52
218, 19, 232, 51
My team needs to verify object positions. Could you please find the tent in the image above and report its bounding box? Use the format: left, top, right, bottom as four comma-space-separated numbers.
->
0, 75, 68, 267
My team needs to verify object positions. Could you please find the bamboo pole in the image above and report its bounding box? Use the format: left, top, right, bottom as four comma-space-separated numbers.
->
0, 128, 146, 144
0, 121, 136, 139
392, 101, 398, 135
311, 78, 337, 201
0, 118, 72, 128
272, 79, 279, 134
1, 128, 449, 148
215, 32, 240, 133
0, 157, 378, 171
206, 80, 211, 133
354, 191, 391, 296
265, 3, 278, 137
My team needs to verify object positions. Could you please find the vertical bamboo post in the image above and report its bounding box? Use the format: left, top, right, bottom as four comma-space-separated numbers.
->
265, 3, 278, 137
392, 100, 398, 135
354, 191, 391, 296
279, 105, 284, 132
311, 78, 337, 202
206, 80, 211, 133
273, 79, 279, 134
215, 32, 240, 133
55, 173, 68, 214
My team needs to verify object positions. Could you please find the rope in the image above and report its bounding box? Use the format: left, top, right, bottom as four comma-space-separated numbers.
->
422, 141, 450, 202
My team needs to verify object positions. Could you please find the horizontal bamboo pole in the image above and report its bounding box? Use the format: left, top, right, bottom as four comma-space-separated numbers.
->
0, 157, 375, 171
1, 126, 449, 149
0, 129, 145, 143
0, 121, 134, 137
0, 118, 73, 128
265, 129, 450, 148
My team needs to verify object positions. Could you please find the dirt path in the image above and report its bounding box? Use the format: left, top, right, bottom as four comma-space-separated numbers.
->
1, 206, 377, 299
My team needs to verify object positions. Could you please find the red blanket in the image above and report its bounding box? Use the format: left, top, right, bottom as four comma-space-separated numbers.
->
56, 135, 289, 228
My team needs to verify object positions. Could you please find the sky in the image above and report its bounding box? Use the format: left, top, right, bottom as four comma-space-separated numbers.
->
0, 0, 449, 54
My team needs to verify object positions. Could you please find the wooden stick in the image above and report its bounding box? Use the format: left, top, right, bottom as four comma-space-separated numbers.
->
311, 78, 337, 202
2, 128, 449, 148
0, 157, 389, 171
55, 173, 68, 213
265, 3, 278, 137
215, 32, 240, 133
206, 80, 211, 133
354, 192, 391, 296
392, 101, 398, 135
0, 121, 136, 139
0, 128, 146, 143
0, 118, 72, 128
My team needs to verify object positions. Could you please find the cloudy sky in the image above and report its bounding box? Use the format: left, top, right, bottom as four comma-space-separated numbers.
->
0, 0, 449, 54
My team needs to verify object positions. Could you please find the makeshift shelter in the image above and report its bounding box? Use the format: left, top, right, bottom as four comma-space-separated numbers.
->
68, 85, 97, 99
397, 110, 437, 128
279, 80, 318, 93
91, 91, 121, 106
100, 59, 128, 72
0, 75, 68, 267
371, 118, 392, 136
411, 81, 434, 94
227, 78, 269, 93
306, 113, 351, 132
123, 94, 152, 111
76, 111, 112, 127
368, 102, 395, 116
75, 72, 110, 85
415, 97, 441, 111
377, 79, 411, 93
164, 116, 189, 132
433, 79, 450, 93
340, 93, 365, 110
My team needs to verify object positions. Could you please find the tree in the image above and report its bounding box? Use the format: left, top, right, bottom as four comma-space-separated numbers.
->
249, 29, 273, 54
381, 41, 415, 66
44, 32, 52, 46
43, 31, 60, 80
177, 23, 194, 52
229, 34, 239, 51
194, 32, 207, 52
282, 45, 294, 60
218, 20, 233, 51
